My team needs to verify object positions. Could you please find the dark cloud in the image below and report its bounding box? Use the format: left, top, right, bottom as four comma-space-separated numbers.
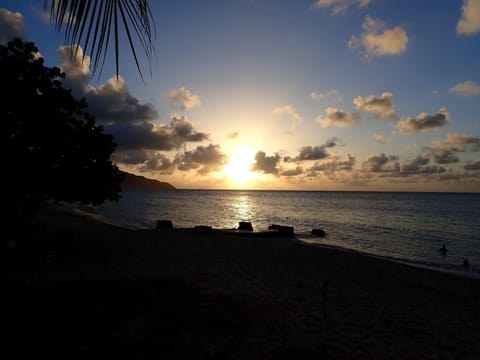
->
400, 155, 429, 173
251, 151, 281, 175
85, 77, 158, 124
175, 144, 228, 175
395, 108, 449, 135
354, 92, 395, 118
316, 108, 359, 128
56, 46, 210, 158
103, 116, 208, 151
429, 148, 461, 165
0, 8, 26, 44
140, 153, 176, 173
295, 137, 340, 161
308, 154, 356, 176
464, 161, 480, 171
361, 153, 398, 172
281, 166, 304, 177
447, 133, 480, 151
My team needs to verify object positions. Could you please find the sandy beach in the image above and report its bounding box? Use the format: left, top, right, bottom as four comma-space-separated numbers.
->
2, 208, 480, 359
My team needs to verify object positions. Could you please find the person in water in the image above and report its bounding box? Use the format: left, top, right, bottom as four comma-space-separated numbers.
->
440, 244, 447, 255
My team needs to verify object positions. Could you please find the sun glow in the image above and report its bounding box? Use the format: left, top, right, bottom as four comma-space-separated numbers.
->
223, 146, 257, 185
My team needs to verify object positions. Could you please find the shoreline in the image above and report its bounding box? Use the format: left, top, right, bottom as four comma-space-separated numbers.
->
54, 204, 480, 281
3, 207, 480, 359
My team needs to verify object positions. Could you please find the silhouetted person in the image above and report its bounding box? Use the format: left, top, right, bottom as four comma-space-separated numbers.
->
463, 259, 470, 269
440, 244, 447, 255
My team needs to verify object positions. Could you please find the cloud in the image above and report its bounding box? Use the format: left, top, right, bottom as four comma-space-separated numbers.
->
140, 153, 176, 173
167, 87, 201, 111
226, 130, 239, 139
251, 151, 281, 175
449, 80, 480, 96
464, 161, 480, 171
312, 0, 372, 15
354, 92, 395, 118
394, 108, 449, 135
349, 16, 408, 58
310, 89, 341, 102
372, 133, 388, 143
457, 0, 480, 35
429, 148, 461, 164
86, 77, 159, 124
176, 144, 228, 175
447, 133, 480, 151
55, 45, 211, 155
308, 154, 356, 176
272, 104, 303, 130
399, 155, 430, 174
58, 45, 94, 95
281, 166, 304, 177
316, 107, 360, 128
102, 116, 208, 151
361, 153, 398, 172
295, 138, 339, 161
426, 133, 480, 165
0, 8, 26, 44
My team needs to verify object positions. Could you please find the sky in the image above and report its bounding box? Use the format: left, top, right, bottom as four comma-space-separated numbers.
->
1, 0, 480, 191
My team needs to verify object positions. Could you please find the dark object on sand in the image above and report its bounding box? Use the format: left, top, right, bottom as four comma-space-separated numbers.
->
156, 220, 173, 229
194, 225, 213, 234
278, 226, 295, 236
268, 224, 282, 231
311, 228, 326, 237
268, 224, 294, 236
440, 244, 447, 255
238, 222, 253, 231
463, 259, 470, 268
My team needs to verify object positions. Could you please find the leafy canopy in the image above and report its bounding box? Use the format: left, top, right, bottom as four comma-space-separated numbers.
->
0, 38, 122, 216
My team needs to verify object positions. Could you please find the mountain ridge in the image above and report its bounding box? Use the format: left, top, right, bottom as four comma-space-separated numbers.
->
121, 171, 176, 190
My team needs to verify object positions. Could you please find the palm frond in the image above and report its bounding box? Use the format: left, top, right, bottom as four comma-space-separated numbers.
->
45, 0, 156, 80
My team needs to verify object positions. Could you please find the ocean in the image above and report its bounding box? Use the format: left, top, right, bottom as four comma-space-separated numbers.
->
78, 190, 480, 276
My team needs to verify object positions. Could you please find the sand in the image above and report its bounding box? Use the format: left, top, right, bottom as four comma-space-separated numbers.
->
2, 208, 480, 359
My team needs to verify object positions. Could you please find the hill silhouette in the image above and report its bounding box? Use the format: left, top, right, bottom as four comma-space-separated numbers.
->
121, 172, 176, 190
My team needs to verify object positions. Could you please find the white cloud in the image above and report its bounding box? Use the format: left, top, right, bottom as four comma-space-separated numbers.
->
316, 107, 360, 128
349, 16, 408, 58
310, 89, 341, 102
449, 80, 480, 96
372, 133, 388, 143
354, 92, 395, 118
167, 87, 202, 111
457, 0, 480, 35
272, 104, 303, 130
394, 108, 449, 135
312, 0, 372, 15
0, 8, 26, 44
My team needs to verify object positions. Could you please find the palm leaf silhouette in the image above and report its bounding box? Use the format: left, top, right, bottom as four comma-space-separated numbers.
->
46, 0, 155, 80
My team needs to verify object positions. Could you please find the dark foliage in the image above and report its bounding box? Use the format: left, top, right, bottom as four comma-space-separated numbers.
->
0, 38, 122, 222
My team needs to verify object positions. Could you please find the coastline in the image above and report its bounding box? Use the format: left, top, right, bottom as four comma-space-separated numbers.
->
3, 207, 480, 359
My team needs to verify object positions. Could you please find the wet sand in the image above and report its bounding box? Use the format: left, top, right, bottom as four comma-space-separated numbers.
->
2, 208, 480, 359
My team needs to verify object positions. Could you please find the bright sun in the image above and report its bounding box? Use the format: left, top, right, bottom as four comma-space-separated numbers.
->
223, 146, 256, 185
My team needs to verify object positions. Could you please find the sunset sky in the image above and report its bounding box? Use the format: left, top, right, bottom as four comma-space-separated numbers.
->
1, 0, 480, 191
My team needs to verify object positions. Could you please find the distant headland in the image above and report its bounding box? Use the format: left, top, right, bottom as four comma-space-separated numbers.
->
121, 171, 176, 190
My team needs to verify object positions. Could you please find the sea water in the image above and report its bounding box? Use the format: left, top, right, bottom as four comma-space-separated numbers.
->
79, 190, 480, 275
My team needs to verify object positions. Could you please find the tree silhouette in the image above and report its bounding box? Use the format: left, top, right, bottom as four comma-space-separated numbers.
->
0, 38, 122, 224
